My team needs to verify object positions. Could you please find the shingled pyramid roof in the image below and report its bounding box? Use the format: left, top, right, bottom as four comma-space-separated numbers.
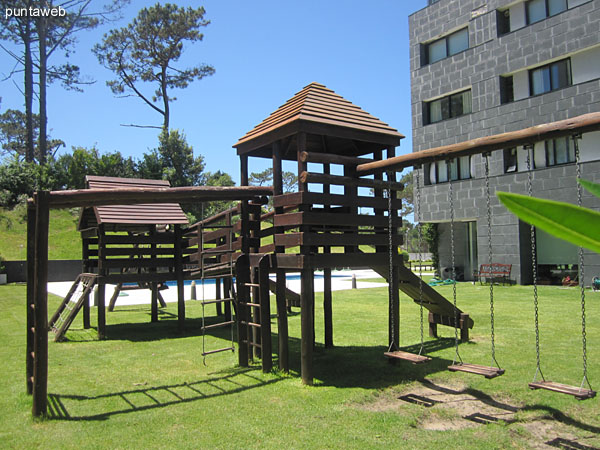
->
234, 82, 403, 156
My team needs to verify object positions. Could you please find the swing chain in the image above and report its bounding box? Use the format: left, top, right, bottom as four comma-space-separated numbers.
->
573, 134, 590, 389
387, 173, 396, 352
526, 146, 544, 382
483, 153, 499, 367
415, 166, 425, 354
448, 160, 461, 364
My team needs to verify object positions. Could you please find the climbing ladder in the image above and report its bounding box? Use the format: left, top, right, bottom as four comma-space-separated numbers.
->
238, 281, 263, 359
199, 222, 236, 361
49, 273, 98, 342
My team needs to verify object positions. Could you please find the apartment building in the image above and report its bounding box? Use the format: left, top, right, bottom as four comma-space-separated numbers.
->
409, 0, 600, 284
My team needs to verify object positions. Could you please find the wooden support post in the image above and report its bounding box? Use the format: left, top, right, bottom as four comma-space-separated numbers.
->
344, 164, 358, 254
275, 269, 289, 372
82, 240, 90, 329
151, 283, 158, 322
32, 191, 49, 417
259, 257, 272, 373
223, 277, 232, 320
300, 267, 314, 386
251, 268, 261, 359
323, 268, 333, 348
273, 140, 289, 368
97, 224, 106, 340
460, 313, 470, 342
235, 255, 250, 367
322, 159, 333, 349
428, 312, 438, 338
26, 202, 35, 395
215, 278, 223, 316
175, 225, 185, 333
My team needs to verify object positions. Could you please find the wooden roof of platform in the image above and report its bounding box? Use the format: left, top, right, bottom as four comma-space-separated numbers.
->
234, 82, 404, 158
78, 176, 189, 231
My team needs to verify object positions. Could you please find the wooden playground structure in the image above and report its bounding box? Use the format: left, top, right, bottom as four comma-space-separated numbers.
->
25, 83, 600, 416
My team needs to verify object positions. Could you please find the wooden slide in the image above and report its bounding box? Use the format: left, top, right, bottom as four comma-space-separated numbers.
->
368, 261, 474, 332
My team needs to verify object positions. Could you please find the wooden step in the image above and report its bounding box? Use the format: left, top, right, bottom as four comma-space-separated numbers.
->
200, 298, 234, 305
239, 302, 261, 308
202, 347, 235, 356
448, 363, 505, 379
384, 350, 431, 364
529, 381, 596, 400
201, 320, 234, 331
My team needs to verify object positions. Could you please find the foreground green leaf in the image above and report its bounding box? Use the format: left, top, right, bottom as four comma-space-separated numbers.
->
497, 191, 600, 254
579, 178, 600, 199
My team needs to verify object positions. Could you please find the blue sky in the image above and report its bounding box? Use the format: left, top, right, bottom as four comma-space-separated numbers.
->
1, 0, 427, 183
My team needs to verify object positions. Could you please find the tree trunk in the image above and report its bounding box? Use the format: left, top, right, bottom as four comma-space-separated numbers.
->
161, 66, 169, 133
37, 15, 48, 165
24, 2, 34, 163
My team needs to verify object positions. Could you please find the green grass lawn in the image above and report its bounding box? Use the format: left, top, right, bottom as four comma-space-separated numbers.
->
1, 281, 599, 449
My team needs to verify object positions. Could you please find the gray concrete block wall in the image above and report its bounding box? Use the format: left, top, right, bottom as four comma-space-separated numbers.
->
410, 0, 600, 151
410, 0, 600, 285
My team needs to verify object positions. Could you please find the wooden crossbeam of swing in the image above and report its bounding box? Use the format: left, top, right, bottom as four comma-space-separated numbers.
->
355, 112, 600, 175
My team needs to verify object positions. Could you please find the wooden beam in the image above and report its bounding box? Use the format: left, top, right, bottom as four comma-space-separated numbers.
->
299, 171, 404, 191
235, 255, 250, 367
258, 256, 272, 373
275, 270, 289, 372
323, 268, 333, 348
32, 186, 273, 209
26, 202, 35, 396
300, 268, 314, 386
356, 112, 600, 175
97, 224, 106, 340
273, 191, 403, 210
175, 225, 185, 333
299, 151, 374, 166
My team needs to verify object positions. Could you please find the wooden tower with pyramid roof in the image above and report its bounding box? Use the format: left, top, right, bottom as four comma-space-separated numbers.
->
233, 82, 408, 384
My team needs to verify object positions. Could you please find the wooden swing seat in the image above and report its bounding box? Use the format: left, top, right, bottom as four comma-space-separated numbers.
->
384, 350, 431, 364
528, 381, 596, 400
448, 363, 505, 379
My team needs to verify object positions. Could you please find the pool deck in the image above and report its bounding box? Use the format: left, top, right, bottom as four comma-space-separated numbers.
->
47, 269, 388, 307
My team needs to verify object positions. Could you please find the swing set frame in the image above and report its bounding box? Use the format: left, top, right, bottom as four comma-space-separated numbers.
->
362, 112, 600, 399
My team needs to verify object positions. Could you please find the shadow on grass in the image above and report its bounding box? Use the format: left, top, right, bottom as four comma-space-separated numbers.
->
47, 367, 279, 421
400, 379, 600, 435
286, 338, 459, 389
64, 314, 235, 342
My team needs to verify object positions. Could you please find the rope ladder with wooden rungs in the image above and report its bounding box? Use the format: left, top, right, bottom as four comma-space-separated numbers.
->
199, 203, 236, 364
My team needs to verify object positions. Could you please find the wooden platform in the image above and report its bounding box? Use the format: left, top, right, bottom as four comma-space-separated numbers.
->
448, 363, 505, 379
384, 350, 431, 364
529, 381, 596, 400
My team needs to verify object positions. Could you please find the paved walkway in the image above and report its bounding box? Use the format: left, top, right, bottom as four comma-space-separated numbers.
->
47, 269, 387, 307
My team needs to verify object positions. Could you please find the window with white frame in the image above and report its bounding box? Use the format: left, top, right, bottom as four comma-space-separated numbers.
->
529, 58, 571, 96
426, 156, 471, 185
526, 0, 568, 24
504, 148, 518, 172
545, 137, 575, 166
425, 90, 472, 125
425, 27, 469, 65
